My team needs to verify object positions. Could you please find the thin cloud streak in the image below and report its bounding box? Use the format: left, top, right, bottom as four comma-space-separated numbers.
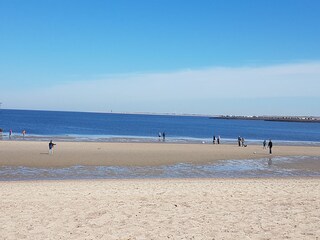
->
3, 62, 320, 115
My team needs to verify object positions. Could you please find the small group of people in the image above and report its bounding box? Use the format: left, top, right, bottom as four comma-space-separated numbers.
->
212, 135, 220, 144
263, 139, 273, 154
238, 136, 273, 154
237, 136, 247, 147
0, 129, 26, 139
158, 132, 166, 142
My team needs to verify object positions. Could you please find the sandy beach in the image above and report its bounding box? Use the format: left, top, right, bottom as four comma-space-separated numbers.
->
1, 140, 320, 168
1, 141, 320, 239
1, 178, 319, 239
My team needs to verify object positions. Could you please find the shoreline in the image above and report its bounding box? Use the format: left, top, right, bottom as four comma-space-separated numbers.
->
1, 134, 320, 146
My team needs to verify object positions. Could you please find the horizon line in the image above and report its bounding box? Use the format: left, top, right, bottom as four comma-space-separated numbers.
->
2, 108, 320, 118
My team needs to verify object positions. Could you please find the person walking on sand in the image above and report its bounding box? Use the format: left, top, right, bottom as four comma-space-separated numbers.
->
217, 135, 220, 144
213, 135, 216, 144
49, 140, 56, 155
9, 129, 12, 139
162, 132, 166, 142
158, 132, 162, 141
268, 139, 273, 154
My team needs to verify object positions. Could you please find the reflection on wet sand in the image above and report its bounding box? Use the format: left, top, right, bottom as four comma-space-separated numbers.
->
1, 156, 319, 181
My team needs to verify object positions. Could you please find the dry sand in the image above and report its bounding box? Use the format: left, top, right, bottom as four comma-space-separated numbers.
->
1, 178, 320, 239
1, 140, 320, 168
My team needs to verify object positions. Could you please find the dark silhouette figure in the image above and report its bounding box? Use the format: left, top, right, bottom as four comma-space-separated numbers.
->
238, 136, 241, 147
268, 139, 273, 154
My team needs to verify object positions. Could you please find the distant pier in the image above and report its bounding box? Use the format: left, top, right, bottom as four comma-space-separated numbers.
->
211, 115, 320, 123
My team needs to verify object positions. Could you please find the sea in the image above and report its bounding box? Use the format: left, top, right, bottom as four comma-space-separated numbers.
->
1, 109, 320, 180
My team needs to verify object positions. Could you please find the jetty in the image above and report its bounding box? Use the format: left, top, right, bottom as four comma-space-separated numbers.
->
211, 115, 320, 123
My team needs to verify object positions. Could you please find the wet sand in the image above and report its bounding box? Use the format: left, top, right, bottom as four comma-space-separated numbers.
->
1, 178, 320, 239
1, 140, 320, 168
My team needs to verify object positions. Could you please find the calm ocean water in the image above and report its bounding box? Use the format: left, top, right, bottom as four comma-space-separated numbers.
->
1, 109, 320, 145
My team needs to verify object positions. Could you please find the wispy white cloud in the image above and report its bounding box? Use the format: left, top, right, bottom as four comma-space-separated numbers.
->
3, 62, 320, 115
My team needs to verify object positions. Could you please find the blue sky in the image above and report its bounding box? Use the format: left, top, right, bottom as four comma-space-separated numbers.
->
1, 0, 320, 115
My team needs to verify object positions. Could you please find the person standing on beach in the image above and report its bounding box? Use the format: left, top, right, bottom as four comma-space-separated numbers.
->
213, 135, 216, 144
49, 140, 56, 155
241, 137, 245, 147
9, 129, 12, 139
22, 130, 26, 139
268, 139, 273, 154
263, 140, 267, 149
238, 136, 241, 147
217, 136, 220, 144
162, 132, 166, 142
158, 132, 162, 141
